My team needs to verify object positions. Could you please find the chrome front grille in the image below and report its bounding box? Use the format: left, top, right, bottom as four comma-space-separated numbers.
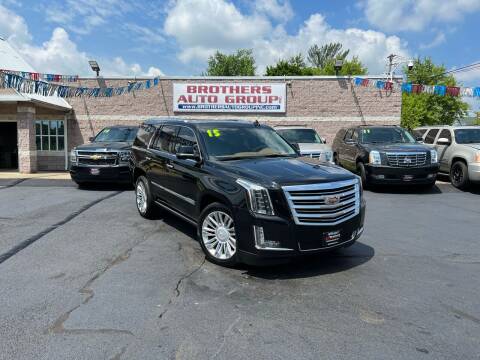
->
77, 151, 118, 166
282, 179, 360, 226
386, 152, 427, 167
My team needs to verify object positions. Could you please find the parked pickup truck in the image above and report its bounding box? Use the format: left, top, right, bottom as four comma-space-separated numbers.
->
130, 118, 365, 266
332, 125, 439, 188
415, 125, 480, 189
69, 126, 138, 187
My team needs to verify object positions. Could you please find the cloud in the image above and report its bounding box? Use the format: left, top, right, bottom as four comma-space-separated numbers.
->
123, 23, 165, 45
0, 4, 31, 44
164, 0, 409, 75
255, 0, 294, 22
164, 0, 271, 63
419, 32, 446, 50
0, 4, 164, 76
361, 0, 480, 32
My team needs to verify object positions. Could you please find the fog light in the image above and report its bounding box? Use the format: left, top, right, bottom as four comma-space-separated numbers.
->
253, 226, 282, 249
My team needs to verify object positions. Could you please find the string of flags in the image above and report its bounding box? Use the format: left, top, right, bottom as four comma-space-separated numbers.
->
0, 70, 161, 98
353, 77, 480, 98
0, 69, 79, 82
1, 69, 479, 99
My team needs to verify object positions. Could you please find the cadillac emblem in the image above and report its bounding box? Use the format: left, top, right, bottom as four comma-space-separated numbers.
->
325, 195, 340, 205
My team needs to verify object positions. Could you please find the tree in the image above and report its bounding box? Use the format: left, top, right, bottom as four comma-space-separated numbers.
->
265, 54, 315, 76
316, 56, 367, 76
307, 43, 349, 68
204, 49, 256, 76
401, 58, 469, 129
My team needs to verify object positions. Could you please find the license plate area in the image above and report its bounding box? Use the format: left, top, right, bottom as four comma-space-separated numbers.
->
90, 168, 100, 175
325, 230, 341, 246
403, 175, 414, 181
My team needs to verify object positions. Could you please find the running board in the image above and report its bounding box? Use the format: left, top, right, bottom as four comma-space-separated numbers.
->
154, 200, 197, 226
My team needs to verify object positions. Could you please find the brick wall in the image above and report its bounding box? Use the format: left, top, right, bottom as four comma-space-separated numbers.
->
37, 152, 65, 171
63, 76, 401, 148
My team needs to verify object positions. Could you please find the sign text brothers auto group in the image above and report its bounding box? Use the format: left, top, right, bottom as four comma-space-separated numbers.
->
173, 83, 286, 113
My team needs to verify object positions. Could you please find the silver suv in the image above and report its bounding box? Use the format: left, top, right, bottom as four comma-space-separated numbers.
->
414, 125, 480, 189
275, 126, 334, 163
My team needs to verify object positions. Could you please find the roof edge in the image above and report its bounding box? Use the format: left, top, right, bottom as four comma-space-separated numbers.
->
78, 75, 403, 81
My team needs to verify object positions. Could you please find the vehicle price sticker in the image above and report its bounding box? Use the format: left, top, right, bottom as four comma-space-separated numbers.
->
206, 129, 221, 138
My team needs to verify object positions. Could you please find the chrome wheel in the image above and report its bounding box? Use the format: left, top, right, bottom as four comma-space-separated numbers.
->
201, 211, 236, 260
136, 181, 147, 214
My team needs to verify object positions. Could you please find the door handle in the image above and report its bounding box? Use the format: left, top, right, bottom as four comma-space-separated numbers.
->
166, 163, 174, 169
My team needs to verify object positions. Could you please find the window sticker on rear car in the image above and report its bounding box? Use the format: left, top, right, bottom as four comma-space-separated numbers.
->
103, 129, 110, 133
206, 129, 221, 138
362, 129, 371, 134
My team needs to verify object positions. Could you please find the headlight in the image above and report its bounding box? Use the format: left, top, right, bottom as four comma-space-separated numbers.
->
474, 152, 480, 163
369, 151, 381, 165
430, 149, 438, 164
325, 151, 333, 163
236, 179, 275, 216
69, 150, 77, 164
119, 150, 131, 163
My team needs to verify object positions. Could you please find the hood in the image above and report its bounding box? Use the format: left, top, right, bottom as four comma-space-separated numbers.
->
362, 143, 430, 152
75, 141, 133, 151
464, 144, 480, 151
298, 143, 332, 153
211, 157, 356, 187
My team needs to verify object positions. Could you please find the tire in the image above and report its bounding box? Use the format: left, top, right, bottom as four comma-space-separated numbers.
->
356, 162, 368, 189
135, 175, 157, 219
197, 202, 238, 267
450, 161, 469, 190
76, 182, 90, 189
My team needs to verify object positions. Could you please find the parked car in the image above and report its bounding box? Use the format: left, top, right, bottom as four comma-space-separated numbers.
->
131, 119, 365, 267
275, 126, 334, 163
414, 125, 480, 189
332, 125, 439, 188
69, 126, 138, 186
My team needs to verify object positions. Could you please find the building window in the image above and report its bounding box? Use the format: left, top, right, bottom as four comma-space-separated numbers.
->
35, 120, 65, 151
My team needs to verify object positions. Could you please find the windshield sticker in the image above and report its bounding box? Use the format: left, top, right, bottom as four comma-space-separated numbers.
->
103, 129, 110, 134
362, 129, 371, 134
206, 129, 221, 138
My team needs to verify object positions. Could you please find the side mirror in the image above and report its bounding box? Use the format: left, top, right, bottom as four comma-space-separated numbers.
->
321, 137, 327, 144
291, 143, 300, 151
415, 136, 424, 142
437, 137, 451, 146
88, 136, 95, 142
176, 145, 200, 161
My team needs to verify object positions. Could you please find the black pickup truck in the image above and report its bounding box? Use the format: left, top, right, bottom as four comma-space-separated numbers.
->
69, 126, 138, 186
332, 125, 439, 188
130, 118, 366, 266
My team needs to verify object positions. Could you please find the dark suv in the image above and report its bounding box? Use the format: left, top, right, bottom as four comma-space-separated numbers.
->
70, 126, 138, 186
332, 125, 439, 188
130, 118, 366, 266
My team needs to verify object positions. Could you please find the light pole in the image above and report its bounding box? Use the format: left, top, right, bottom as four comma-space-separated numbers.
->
386, 54, 413, 82
88, 60, 100, 77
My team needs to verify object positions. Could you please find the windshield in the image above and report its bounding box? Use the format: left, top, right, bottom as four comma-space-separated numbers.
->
277, 129, 323, 144
360, 127, 416, 144
199, 125, 297, 160
454, 129, 480, 144
94, 128, 138, 142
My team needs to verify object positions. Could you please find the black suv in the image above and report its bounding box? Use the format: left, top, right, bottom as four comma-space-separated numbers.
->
70, 126, 138, 186
130, 118, 366, 266
332, 125, 439, 188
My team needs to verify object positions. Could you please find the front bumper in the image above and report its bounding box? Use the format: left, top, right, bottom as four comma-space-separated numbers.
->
468, 163, 480, 182
234, 201, 366, 265
365, 164, 439, 185
70, 165, 132, 184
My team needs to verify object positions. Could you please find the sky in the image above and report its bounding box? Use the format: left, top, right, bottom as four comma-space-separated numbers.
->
0, 0, 479, 111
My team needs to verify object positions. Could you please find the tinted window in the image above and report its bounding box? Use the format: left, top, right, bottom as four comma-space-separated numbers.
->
94, 127, 138, 142
437, 129, 452, 143
454, 129, 480, 144
360, 127, 415, 144
277, 129, 322, 144
413, 129, 427, 137
198, 125, 297, 160
174, 127, 197, 153
134, 124, 155, 148
152, 125, 178, 153
424, 129, 439, 144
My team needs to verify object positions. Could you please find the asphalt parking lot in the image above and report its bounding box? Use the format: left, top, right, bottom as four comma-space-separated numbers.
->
0, 178, 479, 360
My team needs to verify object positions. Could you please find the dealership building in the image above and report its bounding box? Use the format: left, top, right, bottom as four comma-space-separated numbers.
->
0, 37, 401, 173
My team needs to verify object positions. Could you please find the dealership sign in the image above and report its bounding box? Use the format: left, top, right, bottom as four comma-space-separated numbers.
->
173, 83, 286, 113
